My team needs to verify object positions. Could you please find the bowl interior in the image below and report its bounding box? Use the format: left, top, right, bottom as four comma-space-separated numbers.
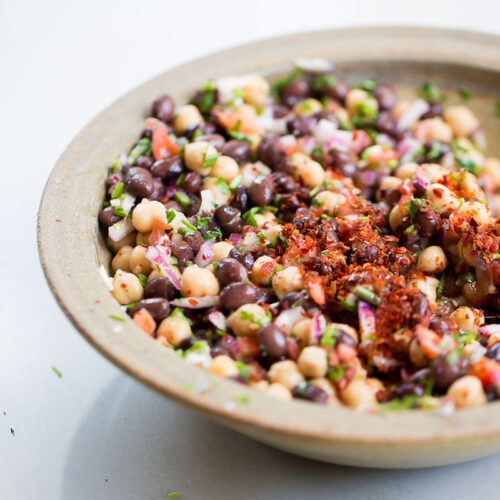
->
39, 27, 500, 467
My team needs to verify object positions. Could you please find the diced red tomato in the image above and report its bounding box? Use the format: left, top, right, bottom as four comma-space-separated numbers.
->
286, 337, 300, 360
236, 337, 260, 358
306, 275, 326, 306
133, 308, 156, 336
471, 358, 500, 387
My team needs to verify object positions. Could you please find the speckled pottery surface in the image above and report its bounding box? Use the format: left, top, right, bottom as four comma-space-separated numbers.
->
38, 27, 500, 468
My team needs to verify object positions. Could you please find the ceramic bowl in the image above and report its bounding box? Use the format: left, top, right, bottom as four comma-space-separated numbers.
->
38, 27, 500, 468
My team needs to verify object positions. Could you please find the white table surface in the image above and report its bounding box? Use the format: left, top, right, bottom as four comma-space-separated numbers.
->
2, 1, 500, 498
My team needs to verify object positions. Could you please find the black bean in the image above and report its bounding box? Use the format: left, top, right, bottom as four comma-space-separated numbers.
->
228, 247, 254, 270
314, 110, 338, 124
314, 75, 348, 102
393, 383, 425, 399
220, 282, 258, 311
127, 298, 170, 322
170, 241, 194, 270
214, 205, 242, 235
194, 133, 225, 151
415, 208, 437, 237
412, 179, 427, 198
257, 134, 281, 166
434, 301, 455, 317
150, 156, 184, 181
144, 277, 178, 301
124, 167, 154, 198
376, 111, 397, 137
257, 324, 287, 359
185, 122, 217, 140
231, 186, 249, 213
249, 176, 274, 207
255, 287, 275, 304
181, 172, 202, 194
271, 172, 297, 193
164, 200, 182, 211
431, 353, 469, 392
135, 155, 154, 169
429, 317, 452, 337
272, 104, 290, 118
410, 293, 429, 326
286, 115, 315, 137
486, 342, 500, 363
373, 85, 397, 111
212, 335, 238, 359
185, 230, 204, 253
152, 94, 175, 122
221, 140, 251, 164
99, 206, 121, 229
382, 187, 402, 206
292, 383, 328, 404
214, 258, 247, 287
421, 102, 443, 120
411, 368, 432, 385
185, 196, 201, 217
441, 273, 461, 298
281, 79, 310, 107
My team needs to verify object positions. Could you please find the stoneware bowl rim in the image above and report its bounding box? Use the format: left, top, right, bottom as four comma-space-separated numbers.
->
38, 26, 500, 467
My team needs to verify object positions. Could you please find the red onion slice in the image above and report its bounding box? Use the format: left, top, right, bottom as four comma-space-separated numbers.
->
275, 306, 305, 333
358, 300, 376, 341
195, 242, 214, 268
165, 178, 176, 200
308, 314, 323, 345
108, 172, 123, 187
228, 233, 242, 246
396, 98, 430, 132
170, 296, 220, 309
207, 310, 226, 330
145, 239, 181, 289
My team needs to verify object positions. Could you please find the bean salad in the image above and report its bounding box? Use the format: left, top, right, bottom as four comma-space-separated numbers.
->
100, 58, 500, 412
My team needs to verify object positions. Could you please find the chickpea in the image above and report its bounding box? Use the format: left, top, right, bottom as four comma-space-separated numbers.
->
132, 199, 168, 233
447, 376, 486, 408
379, 176, 402, 191
484, 157, 500, 189
272, 265, 305, 300
426, 183, 460, 214
297, 346, 328, 378
292, 98, 323, 117
426, 117, 453, 143
268, 360, 304, 390
180, 265, 220, 297
395, 162, 417, 179
211, 241, 233, 262
184, 141, 219, 176
392, 100, 410, 120
111, 269, 144, 305
409, 337, 427, 368
250, 380, 269, 392
172, 104, 203, 134
253, 211, 276, 228
310, 378, 338, 405
291, 318, 313, 347
210, 355, 239, 378
266, 383, 293, 400
157, 316, 192, 347
389, 202, 408, 232
211, 155, 239, 182
330, 323, 359, 345
346, 89, 370, 114
443, 105, 479, 137
242, 74, 270, 106
129, 245, 153, 276
112, 245, 133, 273
263, 223, 282, 246
458, 200, 493, 226
416, 246, 447, 274
450, 307, 484, 334
148, 269, 161, 282
289, 152, 325, 188
417, 163, 448, 183
202, 177, 231, 205
107, 231, 137, 252
240, 162, 271, 186
408, 276, 439, 303
251, 255, 276, 286
339, 379, 378, 410
227, 303, 268, 337
457, 171, 484, 200
313, 191, 346, 215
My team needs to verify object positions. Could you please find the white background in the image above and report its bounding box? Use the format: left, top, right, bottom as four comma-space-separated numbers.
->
2, 0, 500, 498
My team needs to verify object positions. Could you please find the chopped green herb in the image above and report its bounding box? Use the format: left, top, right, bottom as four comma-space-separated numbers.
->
109, 314, 126, 322
339, 297, 357, 313
406, 195, 426, 222
328, 364, 345, 382
353, 285, 380, 306
320, 325, 339, 347
495, 101, 500, 117
427, 142, 443, 160
10, 428, 14, 436
446, 347, 463, 365
111, 182, 124, 199
198, 81, 217, 113
229, 174, 243, 190
137, 273, 148, 287
196, 216, 211, 231
174, 191, 192, 207
312, 74, 336, 91
240, 310, 270, 326
360, 78, 377, 92
436, 272, 445, 299
235, 361, 251, 379
384, 395, 420, 411
451, 140, 482, 176
202, 150, 222, 167
492, 253, 500, 260
242, 206, 261, 227
227, 130, 252, 143
203, 228, 223, 240
233, 393, 250, 404
181, 219, 197, 233
52, 366, 62, 378
419, 82, 441, 103
127, 137, 152, 164
458, 271, 475, 284
271, 67, 301, 95
459, 86, 472, 101
175, 173, 186, 187
216, 177, 231, 195
171, 308, 193, 326
166, 209, 176, 223
454, 330, 476, 346
168, 493, 180, 498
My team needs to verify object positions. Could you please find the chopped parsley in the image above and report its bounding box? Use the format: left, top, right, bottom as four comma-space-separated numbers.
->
240, 309, 271, 326
271, 67, 301, 95
406, 195, 426, 222
175, 173, 185, 186
52, 366, 62, 378
451, 140, 482, 176
202, 150, 222, 167
137, 273, 148, 287
360, 78, 377, 92
233, 393, 250, 404
436, 272, 445, 299
327, 364, 345, 382
235, 361, 251, 379
353, 285, 380, 306
111, 182, 124, 199
216, 177, 230, 195
312, 74, 336, 91
109, 314, 126, 321
166, 209, 176, 223
127, 137, 152, 164
459, 86, 472, 101
320, 325, 339, 347
174, 191, 192, 207
418, 81, 441, 103
196, 216, 211, 231
198, 81, 217, 113
496, 101, 500, 117
180, 219, 197, 237
170, 308, 193, 326
229, 174, 243, 190
203, 227, 223, 240
168, 493, 180, 498
10, 428, 14, 436
228, 130, 252, 143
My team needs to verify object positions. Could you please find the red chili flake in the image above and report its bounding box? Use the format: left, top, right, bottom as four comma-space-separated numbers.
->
55, 219, 61, 222
188, 298, 198, 306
